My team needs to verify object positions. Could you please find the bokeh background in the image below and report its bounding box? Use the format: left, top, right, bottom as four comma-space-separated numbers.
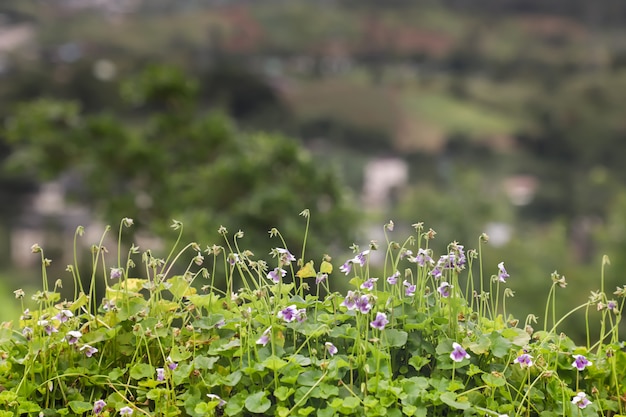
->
2, 0, 626, 342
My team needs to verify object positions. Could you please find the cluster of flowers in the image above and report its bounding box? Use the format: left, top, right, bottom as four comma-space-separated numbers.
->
19, 307, 98, 358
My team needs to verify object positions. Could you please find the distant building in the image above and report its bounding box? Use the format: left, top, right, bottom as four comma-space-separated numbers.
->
362, 157, 409, 210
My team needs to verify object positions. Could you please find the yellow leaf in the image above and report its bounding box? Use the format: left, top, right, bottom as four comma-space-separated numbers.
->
320, 260, 333, 274
296, 261, 316, 278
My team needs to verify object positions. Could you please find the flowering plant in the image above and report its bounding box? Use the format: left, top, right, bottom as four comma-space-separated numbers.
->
1, 214, 625, 416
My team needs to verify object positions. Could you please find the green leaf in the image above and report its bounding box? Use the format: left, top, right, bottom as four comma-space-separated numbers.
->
482, 372, 507, 387
318, 407, 336, 417
244, 391, 272, 414
297, 406, 316, 416
408, 355, 429, 371
440, 392, 470, 410
262, 355, 288, 371
0, 411, 14, 417
383, 329, 408, 347
342, 396, 361, 410
18, 400, 41, 413
320, 260, 333, 274
68, 401, 93, 413
130, 363, 155, 380
501, 327, 531, 347
167, 275, 197, 298
169, 345, 192, 362
274, 386, 294, 402
193, 355, 219, 370
489, 332, 512, 358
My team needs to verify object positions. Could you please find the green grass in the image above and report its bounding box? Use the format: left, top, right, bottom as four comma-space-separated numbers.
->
402, 90, 521, 145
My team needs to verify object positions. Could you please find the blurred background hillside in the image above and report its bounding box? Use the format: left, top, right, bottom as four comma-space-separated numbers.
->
2, 0, 626, 341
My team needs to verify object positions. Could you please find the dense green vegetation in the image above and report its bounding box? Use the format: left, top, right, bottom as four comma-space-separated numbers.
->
1, 0, 626, 342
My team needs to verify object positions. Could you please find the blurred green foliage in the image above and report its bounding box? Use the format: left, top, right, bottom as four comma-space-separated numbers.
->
3, 66, 357, 254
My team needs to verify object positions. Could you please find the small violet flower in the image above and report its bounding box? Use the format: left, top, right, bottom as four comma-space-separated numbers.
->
513, 353, 533, 368
361, 277, 378, 291
339, 260, 352, 275
166, 356, 178, 370
55, 309, 74, 323
356, 295, 373, 314
572, 354, 592, 371
437, 281, 452, 298
403, 280, 416, 297
80, 344, 98, 357
325, 342, 338, 356
66, 330, 82, 345
370, 312, 389, 330
275, 248, 296, 264
156, 368, 165, 381
607, 300, 618, 313
256, 327, 271, 346
267, 267, 287, 284
450, 342, 470, 362
572, 392, 591, 409
353, 250, 370, 267
207, 394, 227, 407
110, 267, 123, 280
93, 399, 106, 415
278, 305, 299, 323
340, 291, 358, 310
120, 406, 134, 416
411, 248, 434, 267
316, 273, 328, 285
497, 262, 509, 282
387, 271, 400, 285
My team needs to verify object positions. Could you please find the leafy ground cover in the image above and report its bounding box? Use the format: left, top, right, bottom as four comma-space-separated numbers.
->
1, 213, 625, 416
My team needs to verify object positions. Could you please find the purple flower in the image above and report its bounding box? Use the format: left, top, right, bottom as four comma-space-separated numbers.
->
450, 342, 470, 362
275, 248, 296, 264
497, 262, 509, 282
353, 250, 370, 267
80, 344, 98, 357
22, 326, 33, 340
412, 248, 434, 267
316, 273, 328, 285
607, 300, 618, 313
325, 342, 338, 356
572, 354, 592, 371
110, 267, 123, 280
120, 406, 134, 416
66, 330, 82, 345
267, 267, 287, 284
400, 249, 413, 259
278, 305, 299, 322
38, 320, 58, 336
361, 278, 378, 291
207, 394, 227, 407
370, 312, 389, 330
340, 291, 358, 310
93, 399, 106, 415
55, 309, 74, 323
387, 271, 400, 285
228, 253, 240, 266
339, 260, 352, 275
296, 308, 307, 323
430, 267, 442, 279
513, 353, 533, 368
572, 392, 591, 409
156, 368, 165, 381
403, 280, 416, 297
356, 295, 373, 314
256, 327, 271, 346
166, 356, 178, 370
437, 282, 452, 298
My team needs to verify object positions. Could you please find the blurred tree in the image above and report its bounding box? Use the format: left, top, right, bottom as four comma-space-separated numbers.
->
3, 65, 357, 258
